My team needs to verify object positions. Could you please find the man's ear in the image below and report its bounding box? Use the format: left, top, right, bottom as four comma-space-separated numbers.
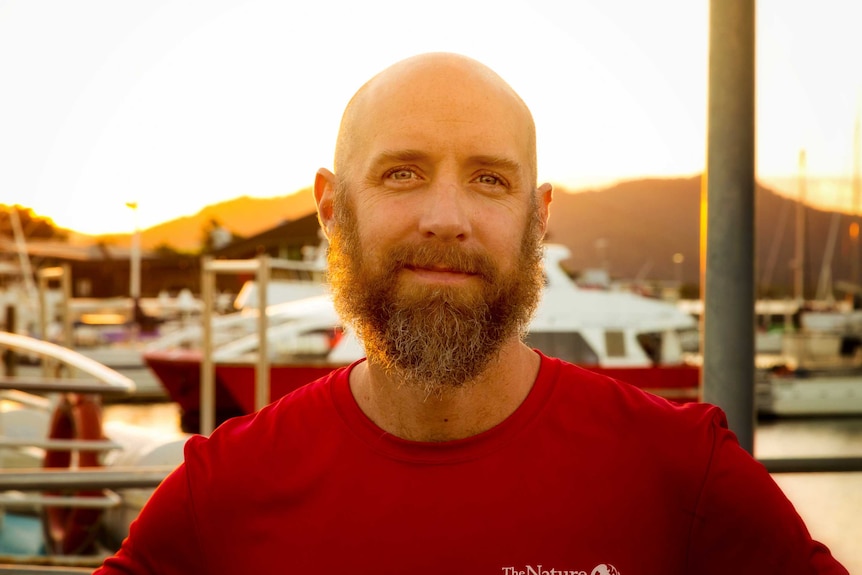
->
537, 182, 553, 237
314, 168, 337, 239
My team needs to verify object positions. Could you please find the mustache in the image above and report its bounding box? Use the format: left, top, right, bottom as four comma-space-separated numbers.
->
385, 244, 497, 279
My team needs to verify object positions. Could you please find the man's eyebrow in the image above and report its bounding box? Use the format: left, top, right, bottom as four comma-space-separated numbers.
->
467, 155, 522, 173
369, 151, 522, 173
370, 149, 430, 167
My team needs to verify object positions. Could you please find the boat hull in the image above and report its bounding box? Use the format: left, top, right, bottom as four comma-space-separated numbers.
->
759, 371, 862, 416
218, 363, 338, 414
143, 350, 247, 432
146, 350, 702, 431
589, 365, 701, 402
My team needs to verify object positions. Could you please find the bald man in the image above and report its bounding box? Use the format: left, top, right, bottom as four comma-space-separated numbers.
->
96, 53, 847, 574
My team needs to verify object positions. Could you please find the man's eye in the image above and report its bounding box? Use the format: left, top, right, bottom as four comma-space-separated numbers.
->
476, 174, 502, 185
389, 169, 415, 180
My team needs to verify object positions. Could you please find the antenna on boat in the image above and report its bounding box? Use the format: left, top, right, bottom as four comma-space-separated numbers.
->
851, 99, 861, 289
816, 220, 840, 305
9, 207, 38, 307
816, 103, 862, 305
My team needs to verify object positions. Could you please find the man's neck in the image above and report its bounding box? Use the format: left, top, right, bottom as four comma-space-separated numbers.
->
348, 339, 540, 442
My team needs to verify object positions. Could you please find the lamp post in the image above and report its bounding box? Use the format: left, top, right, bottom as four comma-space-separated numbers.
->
673, 253, 684, 298
126, 202, 141, 331
595, 238, 608, 272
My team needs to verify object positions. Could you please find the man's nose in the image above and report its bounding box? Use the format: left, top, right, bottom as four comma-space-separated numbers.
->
417, 181, 472, 240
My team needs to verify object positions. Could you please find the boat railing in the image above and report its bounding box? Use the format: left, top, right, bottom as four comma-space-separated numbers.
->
0, 467, 176, 493
779, 330, 862, 370
0, 560, 96, 574
198, 255, 315, 434
0, 332, 135, 394
211, 300, 339, 361
143, 294, 333, 353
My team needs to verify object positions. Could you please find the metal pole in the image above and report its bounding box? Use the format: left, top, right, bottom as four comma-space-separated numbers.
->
2, 306, 17, 376
0, 466, 174, 491
61, 264, 73, 349
38, 272, 48, 342
37, 270, 50, 378
200, 256, 215, 435
255, 255, 270, 411
0, 565, 96, 574
703, 0, 756, 452
127, 202, 141, 302
852, 111, 861, 290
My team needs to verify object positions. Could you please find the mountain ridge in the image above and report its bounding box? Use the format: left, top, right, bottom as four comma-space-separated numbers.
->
9, 176, 861, 296
85, 188, 318, 251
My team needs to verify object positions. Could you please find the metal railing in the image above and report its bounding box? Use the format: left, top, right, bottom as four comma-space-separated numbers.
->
0, 330, 171, 570
0, 565, 95, 574
199, 254, 315, 434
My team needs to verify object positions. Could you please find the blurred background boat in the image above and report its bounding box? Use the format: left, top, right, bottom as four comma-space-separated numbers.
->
143, 244, 701, 432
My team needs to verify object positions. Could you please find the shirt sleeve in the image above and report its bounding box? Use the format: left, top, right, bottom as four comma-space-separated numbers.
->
686, 410, 849, 575
93, 439, 207, 574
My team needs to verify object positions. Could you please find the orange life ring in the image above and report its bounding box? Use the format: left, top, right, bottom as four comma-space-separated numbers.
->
42, 393, 106, 556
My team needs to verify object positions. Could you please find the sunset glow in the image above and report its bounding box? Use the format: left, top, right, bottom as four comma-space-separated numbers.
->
1, 0, 861, 235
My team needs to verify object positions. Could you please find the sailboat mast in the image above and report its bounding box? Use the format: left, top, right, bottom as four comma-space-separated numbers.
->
794, 149, 807, 302
852, 107, 861, 288
9, 208, 37, 304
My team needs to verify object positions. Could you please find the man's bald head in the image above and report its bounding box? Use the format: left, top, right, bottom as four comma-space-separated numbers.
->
333, 53, 539, 186
316, 53, 552, 393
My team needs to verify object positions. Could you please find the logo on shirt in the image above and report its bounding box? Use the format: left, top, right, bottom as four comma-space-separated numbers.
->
501, 565, 620, 575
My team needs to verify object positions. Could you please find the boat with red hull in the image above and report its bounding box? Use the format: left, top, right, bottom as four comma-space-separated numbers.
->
145, 350, 700, 433
143, 244, 702, 432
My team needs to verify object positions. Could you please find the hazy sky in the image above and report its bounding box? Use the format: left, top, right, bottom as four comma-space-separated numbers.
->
2, 0, 861, 234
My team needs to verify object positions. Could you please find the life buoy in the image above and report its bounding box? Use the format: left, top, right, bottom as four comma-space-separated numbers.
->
42, 393, 106, 556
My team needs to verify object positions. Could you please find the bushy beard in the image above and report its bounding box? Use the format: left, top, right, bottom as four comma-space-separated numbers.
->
327, 187, 544, 397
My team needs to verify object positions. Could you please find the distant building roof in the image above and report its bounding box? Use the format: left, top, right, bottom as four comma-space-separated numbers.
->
211, 212, 323, 260
0, 237, 154, 262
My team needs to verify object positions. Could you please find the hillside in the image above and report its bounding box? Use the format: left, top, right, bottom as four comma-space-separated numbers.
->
548, 176, 862, 296
92, 189, 317, 252
547, 177, 701, 282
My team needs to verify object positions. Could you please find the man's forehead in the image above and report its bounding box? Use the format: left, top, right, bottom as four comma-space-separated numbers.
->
355, 56, 527, 121
335, 53, 537, 180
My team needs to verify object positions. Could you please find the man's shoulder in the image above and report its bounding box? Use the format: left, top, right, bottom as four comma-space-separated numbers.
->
185, 365, 350, 456
540, 354, 726, 438
539, 355, 733, 494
